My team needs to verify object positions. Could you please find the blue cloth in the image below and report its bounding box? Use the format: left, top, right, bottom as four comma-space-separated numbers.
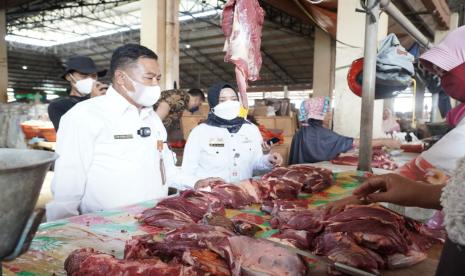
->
438, 89, 452, 118
289, 119, 354, 164
408, 42, 421, 59
376, 33, 415, 87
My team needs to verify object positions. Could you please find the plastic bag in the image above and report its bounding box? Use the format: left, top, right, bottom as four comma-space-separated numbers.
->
426, 210, 445, 230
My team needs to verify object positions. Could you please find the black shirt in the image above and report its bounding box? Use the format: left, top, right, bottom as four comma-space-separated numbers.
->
435, 238, 465, 276
288, 119, 354, 165
48, 95, 90, 130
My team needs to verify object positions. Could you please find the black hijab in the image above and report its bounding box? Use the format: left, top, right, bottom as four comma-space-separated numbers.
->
205, 82, 248, 133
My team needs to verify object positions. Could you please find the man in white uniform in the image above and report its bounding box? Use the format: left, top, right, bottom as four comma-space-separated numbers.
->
46, 44, 175, 221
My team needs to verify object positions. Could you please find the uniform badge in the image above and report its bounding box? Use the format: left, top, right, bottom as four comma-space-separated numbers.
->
114, 134, 134, 139
209, 138, 224, 147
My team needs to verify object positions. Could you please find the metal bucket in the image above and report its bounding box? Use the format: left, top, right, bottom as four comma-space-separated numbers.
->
0, 148, 57, 260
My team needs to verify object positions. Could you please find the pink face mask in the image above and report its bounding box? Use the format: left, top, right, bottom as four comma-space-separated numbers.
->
441, 62, 465, 102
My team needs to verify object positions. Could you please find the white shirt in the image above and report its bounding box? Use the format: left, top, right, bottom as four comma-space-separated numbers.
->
422, 117, 465, 174
179, 123, 272, 187
46, 86, 176, 221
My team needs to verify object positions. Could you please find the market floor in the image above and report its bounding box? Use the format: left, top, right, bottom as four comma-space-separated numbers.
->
37, 171, 53, 209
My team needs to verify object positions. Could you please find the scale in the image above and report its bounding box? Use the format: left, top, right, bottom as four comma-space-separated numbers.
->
0, 149, 57, 274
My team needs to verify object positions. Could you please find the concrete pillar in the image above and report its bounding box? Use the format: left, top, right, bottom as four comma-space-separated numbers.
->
283, 85, 289, 98
312, 28, 336, 97
140, 0, 179, 90
383, 98, 395, 111
165, 0, 180, 90
332, 0, 388, 138
431, 92, 439, 122
0, 3, 7, 103
414, 78, 426, 122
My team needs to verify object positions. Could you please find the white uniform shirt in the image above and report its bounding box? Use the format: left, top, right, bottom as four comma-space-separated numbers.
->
46, 86, 175, 221
180, 123, 272, 187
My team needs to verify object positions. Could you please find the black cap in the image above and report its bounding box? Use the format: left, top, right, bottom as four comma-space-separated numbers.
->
61, 56, 107, 79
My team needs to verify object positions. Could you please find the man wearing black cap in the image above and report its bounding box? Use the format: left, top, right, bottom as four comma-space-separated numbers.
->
48, 56, 108, 130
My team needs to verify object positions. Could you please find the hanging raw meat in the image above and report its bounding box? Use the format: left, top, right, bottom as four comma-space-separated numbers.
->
222, 0, 265, 109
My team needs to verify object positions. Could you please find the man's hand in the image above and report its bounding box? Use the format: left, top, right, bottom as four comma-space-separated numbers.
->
91, 81, 108, 98
268, 152, 283, 167
353, 173, 443, 209
194, 177, 225, 190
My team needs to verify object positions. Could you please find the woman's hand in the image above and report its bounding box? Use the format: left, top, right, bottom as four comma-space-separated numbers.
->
194, 177, 225, 190
268, 152, 283, 167
321, 195, 364, 216
353, 173, 443, 209
371, 138, 401, 149
261, 142, 272, 154
383, 139, 402, 149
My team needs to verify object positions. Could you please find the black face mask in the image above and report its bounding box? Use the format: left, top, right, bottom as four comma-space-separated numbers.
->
189, 106, 200, 113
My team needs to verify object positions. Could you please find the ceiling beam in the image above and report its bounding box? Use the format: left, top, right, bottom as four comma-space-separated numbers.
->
246, 83, 312, 92
180, 49, 229, 83
392, 0, 434, 39
261, 48, 296, 83
183, 45, 233, 78
180, 68, 209, 88
8, 70, 62, 78
420, 0, 450, 29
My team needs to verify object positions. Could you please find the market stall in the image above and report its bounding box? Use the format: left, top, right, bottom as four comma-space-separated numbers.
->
1, 0, 458, 275
3, 170, 442, 275
355, 0, 433, 171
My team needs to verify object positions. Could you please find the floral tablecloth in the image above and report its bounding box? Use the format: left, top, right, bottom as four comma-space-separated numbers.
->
3, 171, 370, 276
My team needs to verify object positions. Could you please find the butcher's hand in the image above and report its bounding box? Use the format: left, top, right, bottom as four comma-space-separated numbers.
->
261, 142, 271, 154
322, 195, 364, 216
353, 173, 443, 209
194, 177, 225, 190
371, 138, 401, 149
91, 81, 109, 98
268, 152, 283, 167
383, 139, 401, 149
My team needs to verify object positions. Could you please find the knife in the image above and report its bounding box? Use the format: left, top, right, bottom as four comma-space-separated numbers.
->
262, 238, 378, 276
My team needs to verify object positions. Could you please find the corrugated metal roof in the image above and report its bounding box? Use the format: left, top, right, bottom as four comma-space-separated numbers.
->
6, 0, 314, 94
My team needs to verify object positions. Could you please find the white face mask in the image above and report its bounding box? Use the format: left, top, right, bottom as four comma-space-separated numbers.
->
123, 73, 161, 107
213, 100, 241, 120
71, 75, 95, 95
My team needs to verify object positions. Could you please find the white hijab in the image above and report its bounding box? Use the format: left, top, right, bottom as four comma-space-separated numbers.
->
382, 108, 399, 133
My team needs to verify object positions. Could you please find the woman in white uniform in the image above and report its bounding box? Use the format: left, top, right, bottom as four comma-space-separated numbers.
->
181, 82, 283, 188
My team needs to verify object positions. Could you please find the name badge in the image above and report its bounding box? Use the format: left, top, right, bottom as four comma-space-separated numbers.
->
209, 138, 224, 147
114, 134, 134, 140
209, 143, 225, 147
